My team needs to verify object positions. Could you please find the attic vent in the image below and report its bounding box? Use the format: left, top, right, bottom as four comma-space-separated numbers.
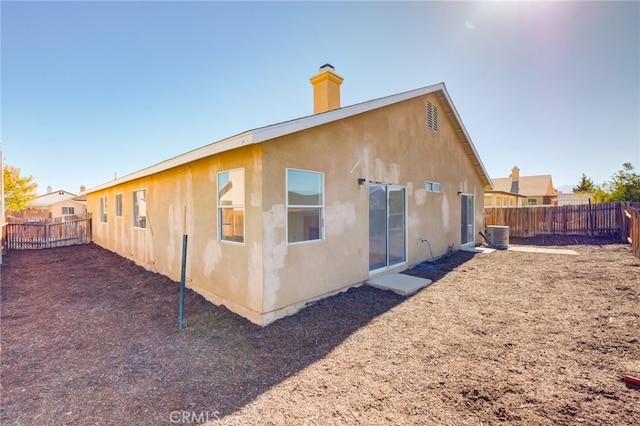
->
427, 102, 438, 131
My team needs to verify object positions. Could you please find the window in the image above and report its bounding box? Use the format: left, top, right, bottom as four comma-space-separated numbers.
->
133, 190, 147, 228
61, 206, 75, 215
287, 169, 324, 244
425, 181, 441, 193
100, 197, 107, 223
527, 198, 538, 206
427, 102, 438, 131
115, 194, 123, 217
217, 169, 244, 243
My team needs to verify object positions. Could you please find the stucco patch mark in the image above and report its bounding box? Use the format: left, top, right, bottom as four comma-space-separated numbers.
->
203, 240, 222, 278
250, 155, 262, 207
441, 193, 450, 231
407, 181, 414, 196
325, 201, 356, 238
415, 188, 427, 206
167, 204, 178, 268
251, 192, 261, 207
246, 242, 263, 309
374, 158, 386, 183
460, 179, 469, 194
263, 204, 287, 310
357, 146, 372, 180
372, 159, 402, 184
209, 165, 218, 182
390, 163, 401, 184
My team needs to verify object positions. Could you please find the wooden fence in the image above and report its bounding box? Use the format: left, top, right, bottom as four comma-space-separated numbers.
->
5, 218, 92, 250
626, 207, 640, 258
1, 220, 6, 262
485, 202, 640, 240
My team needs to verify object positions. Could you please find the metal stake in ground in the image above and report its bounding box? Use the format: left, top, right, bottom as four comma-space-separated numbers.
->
178, 234, 188, 331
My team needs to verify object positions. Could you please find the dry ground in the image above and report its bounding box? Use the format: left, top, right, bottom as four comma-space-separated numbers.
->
1, 239, 639, 425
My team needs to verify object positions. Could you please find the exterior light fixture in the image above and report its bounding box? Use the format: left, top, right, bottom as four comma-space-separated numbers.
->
358, 178, 366, 188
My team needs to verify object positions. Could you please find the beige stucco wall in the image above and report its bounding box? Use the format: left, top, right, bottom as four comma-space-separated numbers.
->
88, 144, 266, 324
88, 92, 486, 325
259, 93, 485, 319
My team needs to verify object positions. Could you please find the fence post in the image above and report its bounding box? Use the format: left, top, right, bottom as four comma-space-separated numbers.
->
588, 197, 593, 237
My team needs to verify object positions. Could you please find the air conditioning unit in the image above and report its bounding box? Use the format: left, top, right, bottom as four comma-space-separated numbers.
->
487, 225, 509, 249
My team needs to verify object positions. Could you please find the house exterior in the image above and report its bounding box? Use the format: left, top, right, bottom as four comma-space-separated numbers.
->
86, 65, 493, 325
25, 187, 87, 220
483, 190, 526, 208
486, 167, 558, 207
556, 192, 593, 206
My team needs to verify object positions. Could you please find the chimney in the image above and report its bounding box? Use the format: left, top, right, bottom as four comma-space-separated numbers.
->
510, 166, 520, 194
309, 64, 344, 114
80, 185, 86, 193
47, 185, 52, 194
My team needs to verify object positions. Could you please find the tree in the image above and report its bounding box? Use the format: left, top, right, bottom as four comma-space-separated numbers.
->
596, 162, 640, 202
3, 164, 38, 212
573, 173, 595, 193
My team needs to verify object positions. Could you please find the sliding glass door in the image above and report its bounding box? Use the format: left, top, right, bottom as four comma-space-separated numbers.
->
461, 194, 475, 248
369, 184, 406, 271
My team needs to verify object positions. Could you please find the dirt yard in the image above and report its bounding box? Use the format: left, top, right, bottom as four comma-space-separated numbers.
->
1, 240, 639, 425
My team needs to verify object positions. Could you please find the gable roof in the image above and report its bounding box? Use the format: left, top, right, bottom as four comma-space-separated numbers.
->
87, 83, 493, 193
490, 175, 555, 197
485, 190, 527, 198
30, 190, 78, 207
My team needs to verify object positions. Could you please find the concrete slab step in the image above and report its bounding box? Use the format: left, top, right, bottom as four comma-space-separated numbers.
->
462, 246, 496, 253
366, 273, 432, 296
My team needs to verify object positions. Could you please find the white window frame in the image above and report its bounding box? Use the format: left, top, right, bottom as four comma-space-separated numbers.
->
115, 193, 123, 217
61, 206, 75, 215
133, 189, 147, 229
217, 168, 245, 244
100, 196, 107, 223
425, 181, 442, 193
286, 168, 324, 245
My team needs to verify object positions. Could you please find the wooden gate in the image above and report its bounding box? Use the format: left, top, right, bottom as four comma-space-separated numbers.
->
6, 218, 92, 250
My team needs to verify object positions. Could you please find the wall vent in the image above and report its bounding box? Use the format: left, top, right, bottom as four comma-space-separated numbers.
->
427, 102, 438, 131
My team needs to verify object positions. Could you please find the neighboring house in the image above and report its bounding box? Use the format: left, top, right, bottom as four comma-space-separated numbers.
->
483, 190, 526, 208
486, 167, 558, 207
557, 192, 594, 206
25, 186, 88, 220
85, 65, 493, 326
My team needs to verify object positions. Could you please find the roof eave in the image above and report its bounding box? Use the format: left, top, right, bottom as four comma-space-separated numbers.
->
86, 82, 493, 194
86, 130, 255, 193
435, 87, 493, 191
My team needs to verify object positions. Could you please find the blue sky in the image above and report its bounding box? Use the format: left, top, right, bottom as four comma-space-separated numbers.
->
2, 1, 638, 195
